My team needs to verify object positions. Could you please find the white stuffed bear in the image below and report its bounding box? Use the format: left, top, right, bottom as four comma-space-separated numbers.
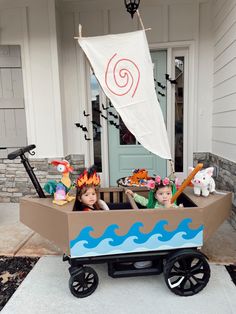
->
189, 166, 215, 197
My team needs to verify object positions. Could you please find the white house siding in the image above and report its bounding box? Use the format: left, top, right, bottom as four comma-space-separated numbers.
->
212, 0, 236, 162
0, 0, 214, 161
0, 0, 64, 158
57, 0, 213, 165
197, 1, 213, 152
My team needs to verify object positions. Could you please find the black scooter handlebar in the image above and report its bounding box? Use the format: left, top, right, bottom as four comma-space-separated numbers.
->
7, 144, 46, 198
7, 144, 36, 160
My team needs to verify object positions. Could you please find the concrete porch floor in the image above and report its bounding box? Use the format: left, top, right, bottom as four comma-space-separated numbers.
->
0, 203, 236, 265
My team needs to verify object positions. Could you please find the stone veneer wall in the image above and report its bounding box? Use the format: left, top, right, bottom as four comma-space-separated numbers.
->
0, 155, 84, 203
193, 152, 236, 229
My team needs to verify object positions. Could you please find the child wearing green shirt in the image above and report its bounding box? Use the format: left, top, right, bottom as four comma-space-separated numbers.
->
125, 176, 181, 269
125, 176, 179, 209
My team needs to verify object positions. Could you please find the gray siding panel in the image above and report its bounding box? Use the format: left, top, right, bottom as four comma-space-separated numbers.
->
213, 92, 236, 113
214, 58, 236, 85
214, 41, 236, 72
212, 141, 236, 161
0, 109, 27, 147
0, 68, 24, 109
213, 110, 236, 126
214, 23, 236, 58
0, 45, 21, 67
213, 75, 236, 100
213, 0, 236, 162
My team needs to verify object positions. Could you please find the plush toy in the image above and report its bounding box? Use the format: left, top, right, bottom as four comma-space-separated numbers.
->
189, 166, 215, 197
44, 160, 75, 205
129, 168, 149, 185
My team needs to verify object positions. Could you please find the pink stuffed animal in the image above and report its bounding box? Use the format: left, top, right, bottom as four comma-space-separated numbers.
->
189, 167, 215, 197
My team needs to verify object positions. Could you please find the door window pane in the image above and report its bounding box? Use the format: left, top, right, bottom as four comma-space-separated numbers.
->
90, 73, 102, 172
107, 100, 137, 145
175, 57, 184, 172
119, 118, 136, 145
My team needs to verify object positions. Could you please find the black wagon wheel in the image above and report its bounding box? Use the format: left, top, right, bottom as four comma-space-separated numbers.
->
69, 266, 99, 298
164, 250, 210, 296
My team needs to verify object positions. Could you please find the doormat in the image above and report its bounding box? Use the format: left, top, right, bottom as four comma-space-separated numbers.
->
0, 256, 39, 311
225, 265, 236, 285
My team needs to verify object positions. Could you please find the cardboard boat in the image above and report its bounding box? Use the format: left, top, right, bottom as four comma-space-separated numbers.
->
20, 187, 231, 259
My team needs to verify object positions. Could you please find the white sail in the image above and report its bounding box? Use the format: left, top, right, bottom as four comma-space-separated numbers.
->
78, 30, 171, 159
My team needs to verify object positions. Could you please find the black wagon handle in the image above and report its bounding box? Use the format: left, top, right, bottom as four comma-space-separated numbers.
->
8, 144, 36, 160
7, 144, 46, 198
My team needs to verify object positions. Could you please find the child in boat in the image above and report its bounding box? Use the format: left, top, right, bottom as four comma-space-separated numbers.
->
73, 167, 109, 212
125, 176, 179, 208
126, 176, 179, 269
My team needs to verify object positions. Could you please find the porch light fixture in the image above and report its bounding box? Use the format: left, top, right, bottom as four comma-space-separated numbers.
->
124, 0, 140, 18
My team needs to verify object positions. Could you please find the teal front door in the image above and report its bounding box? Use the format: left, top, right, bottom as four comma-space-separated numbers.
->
108, 50, 168, 186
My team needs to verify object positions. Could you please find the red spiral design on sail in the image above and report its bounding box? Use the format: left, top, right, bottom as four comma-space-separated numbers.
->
105, 53, 140, 97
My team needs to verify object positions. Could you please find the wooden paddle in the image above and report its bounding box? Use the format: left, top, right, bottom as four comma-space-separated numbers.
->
171, 163, 203, 203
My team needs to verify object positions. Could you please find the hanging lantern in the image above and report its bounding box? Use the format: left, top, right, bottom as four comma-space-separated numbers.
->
124, 0, 140, 18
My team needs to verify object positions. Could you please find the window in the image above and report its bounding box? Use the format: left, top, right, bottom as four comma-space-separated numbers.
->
174, 56, 184, 172
90, 72, 102, 172
119, 118, 136, 145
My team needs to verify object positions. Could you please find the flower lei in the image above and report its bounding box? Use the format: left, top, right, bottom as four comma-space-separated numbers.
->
146, 175, 172, 190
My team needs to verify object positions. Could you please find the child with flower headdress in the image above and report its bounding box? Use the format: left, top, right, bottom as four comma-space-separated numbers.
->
73, 166, 109, 211
126, 176, 181, 269
126, 175, 181, 209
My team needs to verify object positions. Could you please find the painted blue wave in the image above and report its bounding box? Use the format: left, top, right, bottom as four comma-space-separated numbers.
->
70, 218, 204, 258
70, 223, 144, 249
133, 218, 203, 244
70, 230, 203, 258
70, 224, 120, 249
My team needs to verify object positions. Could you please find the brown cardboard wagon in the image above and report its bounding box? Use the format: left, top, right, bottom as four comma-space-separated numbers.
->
9, 145, 232, 298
